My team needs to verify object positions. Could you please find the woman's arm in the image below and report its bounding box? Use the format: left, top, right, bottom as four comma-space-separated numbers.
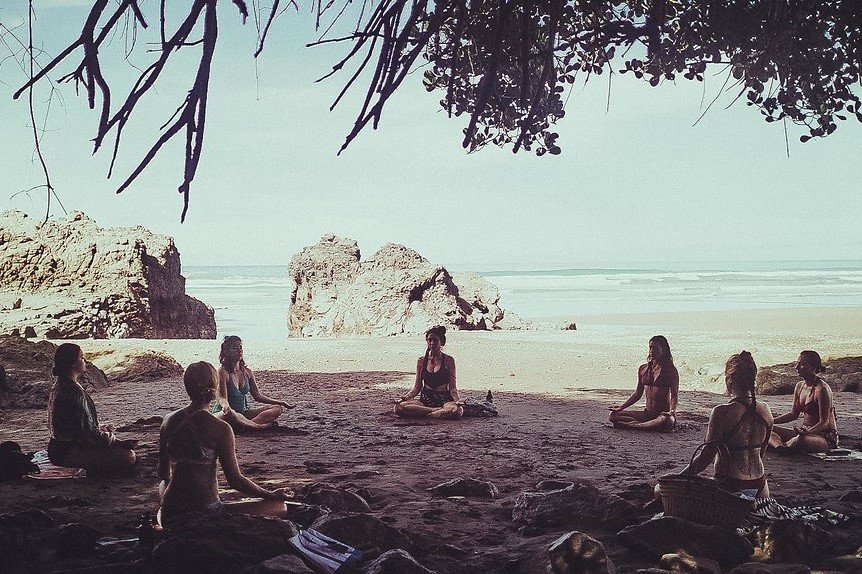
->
217, 422, 285, 499
157, 414, 172, 482
447, 356, 461, 403
668, 368, 680, 414
611, 367, 645, 411
772, 382, 803, 424
680, 407, 721, 475
399, 358, 425, 401
247, 369, 292, 408
217, 369, 231, 411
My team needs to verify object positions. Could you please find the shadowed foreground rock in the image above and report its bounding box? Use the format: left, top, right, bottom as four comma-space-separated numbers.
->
427, 477, 499, 499
310, 512, 411, 558
0, 210, 215, 339
513, 482, 640, 530
152, 514, 299, 574
288, 234, 527, 336
549, 531, 616, 574
361, 549, 435, 574
617, 516, 753, 567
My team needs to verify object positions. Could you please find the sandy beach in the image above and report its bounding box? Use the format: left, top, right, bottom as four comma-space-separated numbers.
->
1, 306, 861, 572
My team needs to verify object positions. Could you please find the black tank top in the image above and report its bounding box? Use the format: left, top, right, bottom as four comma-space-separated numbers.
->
422, 356, 449, 390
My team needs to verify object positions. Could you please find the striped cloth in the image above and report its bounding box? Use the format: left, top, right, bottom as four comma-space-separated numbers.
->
738, 497, 851, 534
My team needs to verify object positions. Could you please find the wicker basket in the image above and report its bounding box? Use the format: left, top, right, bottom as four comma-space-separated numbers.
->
659, 474, 754, 529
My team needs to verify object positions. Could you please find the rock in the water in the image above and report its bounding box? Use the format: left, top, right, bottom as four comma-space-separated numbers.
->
559, 322, 578, 330
0, 335, 109, 409
0, 210, 215, 339
756, 356, 862, 395
617, 516, 753, 567
512, 482, 636, 530
729, 563, 811, 574
310, 513, 411, 558
88, 349, 183, 383
298, 484, 370, 513
288, 235, 519, 336
427, 477, 499, 499
244, 554, 315, 574
749, 519, 835, 563
152, 513, 299, 574
548, 531, 616, 574
660, 551, 720, 574
361, 549, 435, 574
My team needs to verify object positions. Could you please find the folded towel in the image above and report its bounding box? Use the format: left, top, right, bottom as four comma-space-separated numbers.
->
27, 449, 86, 480
809, 448, 862, 461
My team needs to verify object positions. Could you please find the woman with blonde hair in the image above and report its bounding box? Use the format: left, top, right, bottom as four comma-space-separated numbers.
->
670, 351, 773, 497
770, 350, 838, 453
158, 361, 291, 528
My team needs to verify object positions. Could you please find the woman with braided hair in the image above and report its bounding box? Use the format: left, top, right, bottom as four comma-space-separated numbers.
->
663, 351, 774, 497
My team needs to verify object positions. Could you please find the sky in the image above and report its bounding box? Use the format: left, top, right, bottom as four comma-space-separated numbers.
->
1, 1, 861, 269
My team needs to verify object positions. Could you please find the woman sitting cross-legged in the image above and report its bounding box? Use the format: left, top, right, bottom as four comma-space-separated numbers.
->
394, 326, 464, 420
213, 335, 294, 431
769, 350, 838, 453
47, 343, 136, 475
608, 335, 679, 432
662, 351, 773, 498
158, 362, 291, 529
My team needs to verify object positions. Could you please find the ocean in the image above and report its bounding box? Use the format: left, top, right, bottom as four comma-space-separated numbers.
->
183, 261, 862, 339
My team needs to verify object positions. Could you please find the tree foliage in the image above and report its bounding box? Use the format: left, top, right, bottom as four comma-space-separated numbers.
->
7, 0, 862, 219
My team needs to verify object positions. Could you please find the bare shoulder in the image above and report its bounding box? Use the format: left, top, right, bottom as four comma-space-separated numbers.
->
245, 366, 255, 378
444, 353, 456, 367
218, 366, 228, 380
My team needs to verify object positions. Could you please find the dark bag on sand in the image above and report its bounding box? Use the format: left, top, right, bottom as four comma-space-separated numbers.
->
462, 391, 499, 418
289, 528, 362, 574
0, 441, 39, 481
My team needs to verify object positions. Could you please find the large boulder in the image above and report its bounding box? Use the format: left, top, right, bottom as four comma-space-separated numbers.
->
756, 356, 862, 395
86, 349, 183, 384
617, 516, 753, 567
513, 482, 639, 530
288, 235, 518, 336
152, 513, 299, 574
0, 211, 215, 339
0, 335, 108, 409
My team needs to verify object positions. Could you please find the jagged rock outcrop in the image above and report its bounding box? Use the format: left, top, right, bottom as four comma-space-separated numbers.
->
756, 357, 862, 395
288, 235, 522, 336
0, 211, 215, 339
0, 335, 109, 409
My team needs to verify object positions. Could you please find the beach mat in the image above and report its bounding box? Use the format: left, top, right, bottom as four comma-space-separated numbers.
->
27, 449, 86, 480
809, 448, 862, 461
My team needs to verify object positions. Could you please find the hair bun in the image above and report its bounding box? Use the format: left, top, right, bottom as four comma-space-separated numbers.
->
438, 326, 447, 334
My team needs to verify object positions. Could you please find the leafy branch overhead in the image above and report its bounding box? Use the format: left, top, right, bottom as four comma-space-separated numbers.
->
14, 0, 862, 219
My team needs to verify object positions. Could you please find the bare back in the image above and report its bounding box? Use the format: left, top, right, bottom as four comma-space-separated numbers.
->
709, 400, 773, 482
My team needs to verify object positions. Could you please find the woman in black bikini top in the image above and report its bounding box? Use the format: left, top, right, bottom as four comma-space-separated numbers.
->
673, 351, 773, 497
394, 326, 464, 419
770, 350, 839, 452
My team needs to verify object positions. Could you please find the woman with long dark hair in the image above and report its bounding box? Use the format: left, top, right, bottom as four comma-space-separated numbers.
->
213, 335, 292, 430
394, 326, 463, 419
769, 350, 838, 452
674, 351, 773, 496
47, 343, 136, 474
609, 335, 679, 431
158, 362, 291, 528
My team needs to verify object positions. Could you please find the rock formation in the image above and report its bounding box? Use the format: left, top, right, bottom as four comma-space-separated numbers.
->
756, 357, 862, 395
288, 234, 524, 336
0, 211, 215, 339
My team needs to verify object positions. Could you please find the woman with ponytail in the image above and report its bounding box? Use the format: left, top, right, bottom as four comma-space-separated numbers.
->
769, 350, 838, 452
47, 343, 136, 474
158, 362, 291, 528
394, 326, 464, 419
672, 351, 773, 497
